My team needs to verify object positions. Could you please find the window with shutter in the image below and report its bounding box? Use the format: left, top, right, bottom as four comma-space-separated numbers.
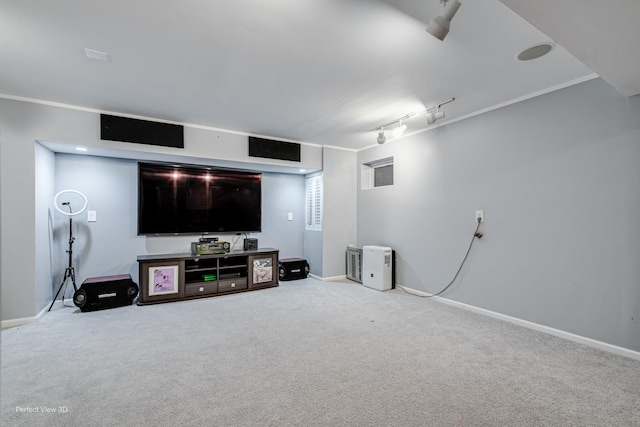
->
305, 174, 322, 231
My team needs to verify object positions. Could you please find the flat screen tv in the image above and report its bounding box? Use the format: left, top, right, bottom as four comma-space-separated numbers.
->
138, 162, 262, 235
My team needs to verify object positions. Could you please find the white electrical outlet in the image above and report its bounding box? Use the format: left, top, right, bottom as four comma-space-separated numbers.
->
475, 210, 484, 223
288, 212, 293, 221
88, 211, 97, 222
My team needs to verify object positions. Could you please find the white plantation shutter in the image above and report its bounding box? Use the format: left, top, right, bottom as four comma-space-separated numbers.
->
305, 174, 322, 231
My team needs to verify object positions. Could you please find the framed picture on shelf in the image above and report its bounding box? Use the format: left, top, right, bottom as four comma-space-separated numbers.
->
252, 257, 273, 284
149, 265, 179, 296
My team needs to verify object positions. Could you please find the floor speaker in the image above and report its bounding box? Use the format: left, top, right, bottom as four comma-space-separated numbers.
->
73, 274, 139, 312
278, 258, 310, 281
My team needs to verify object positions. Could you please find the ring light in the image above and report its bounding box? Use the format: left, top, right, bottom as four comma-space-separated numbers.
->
53, 189, 88, 216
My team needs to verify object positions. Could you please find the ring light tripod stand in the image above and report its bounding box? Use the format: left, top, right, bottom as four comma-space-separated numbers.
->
48, 190, 88, 311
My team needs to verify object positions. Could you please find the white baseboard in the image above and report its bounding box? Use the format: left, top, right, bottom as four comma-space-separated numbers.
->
1, 316, 38, 330
1, 299, 71, 330
317, 274, 347, 282
397, 285, 640, 361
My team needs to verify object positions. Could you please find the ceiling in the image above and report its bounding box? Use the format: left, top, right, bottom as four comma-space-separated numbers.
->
1, 0, 638, 151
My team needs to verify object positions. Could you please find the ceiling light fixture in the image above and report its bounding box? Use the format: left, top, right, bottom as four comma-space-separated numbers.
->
426, 0, 462, 41
373, 98, 455, 144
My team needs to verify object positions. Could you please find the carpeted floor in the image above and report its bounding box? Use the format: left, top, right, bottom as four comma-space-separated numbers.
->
2, 278, 639, 426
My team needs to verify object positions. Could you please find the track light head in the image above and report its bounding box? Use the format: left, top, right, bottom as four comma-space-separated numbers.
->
426, 0, 461, 41
392, 122, 407, 138
426, 16, 450, 41
377, 129, 386, 144
426, 109, 445, 125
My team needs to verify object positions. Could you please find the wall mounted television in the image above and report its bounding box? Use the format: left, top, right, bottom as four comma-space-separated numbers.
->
138, 162, 262, 235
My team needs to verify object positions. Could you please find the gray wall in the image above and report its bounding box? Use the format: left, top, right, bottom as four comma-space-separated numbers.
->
258, 172, 305, 258
322, 147, 357, 278
358, 78, 640, 351
52, 155, 144, 289
34, 144, 56, 311
303, 228, 323, 277
1, 100, 39, 321
303, 148, 358, 279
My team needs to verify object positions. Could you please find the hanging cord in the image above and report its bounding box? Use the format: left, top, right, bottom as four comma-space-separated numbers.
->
401, 221, 482, 298
231, 233, 246, 251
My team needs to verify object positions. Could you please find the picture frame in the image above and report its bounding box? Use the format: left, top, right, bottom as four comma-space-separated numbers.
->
148, 265, 179, 296
252, 257, 273, 284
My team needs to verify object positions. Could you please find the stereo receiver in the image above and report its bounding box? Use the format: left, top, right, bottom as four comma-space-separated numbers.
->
191, 241, 230, 255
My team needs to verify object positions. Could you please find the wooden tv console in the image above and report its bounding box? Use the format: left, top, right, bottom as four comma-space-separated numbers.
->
137, 248, 278, 305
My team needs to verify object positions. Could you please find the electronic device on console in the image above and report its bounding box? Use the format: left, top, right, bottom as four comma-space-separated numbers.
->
191, 240, 230, 255
199, 237, 218, 243
243, 238, 258, 251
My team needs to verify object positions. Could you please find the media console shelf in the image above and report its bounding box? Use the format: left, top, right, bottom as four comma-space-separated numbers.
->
137, 248, 278, 305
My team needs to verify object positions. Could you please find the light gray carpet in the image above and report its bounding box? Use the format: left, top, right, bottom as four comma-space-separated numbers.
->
2, 278, 639, 426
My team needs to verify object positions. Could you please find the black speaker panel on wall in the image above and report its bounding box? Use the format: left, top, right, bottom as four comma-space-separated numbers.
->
248, 136, 301, 162
100, 114, 184, 148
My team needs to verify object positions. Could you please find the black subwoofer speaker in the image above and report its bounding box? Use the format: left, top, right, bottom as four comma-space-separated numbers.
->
73, 274, 139, 312
278, 258, 310, 281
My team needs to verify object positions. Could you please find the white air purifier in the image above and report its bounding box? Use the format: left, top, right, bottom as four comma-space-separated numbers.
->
362, 245, 393, 291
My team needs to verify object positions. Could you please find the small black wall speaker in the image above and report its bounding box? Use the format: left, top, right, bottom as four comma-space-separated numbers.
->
101, 114, 184, 148
243, 238, 258, 250
73, 274, 139, 312
278, 258, 310, 281
248, 136, 300, 162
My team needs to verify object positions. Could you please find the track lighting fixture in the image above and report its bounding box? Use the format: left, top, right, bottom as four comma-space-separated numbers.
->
373, 98, 455, 144
426, 0, 461, 41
